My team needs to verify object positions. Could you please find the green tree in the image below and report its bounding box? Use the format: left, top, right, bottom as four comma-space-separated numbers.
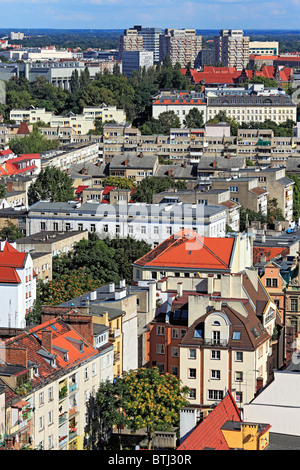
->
120, 368, 189, 449
0, 183, 6, 198
0, 220, 23, 241
132, 176, 186, 203
157, 111, 181, 134
240, 206, 268, 232
27, 167, 75, 206
70, 69, 80, 94
183, 107, 204, 129
9, 127, 60, 155
288, 174, 300, 220
102, 176, 136, 190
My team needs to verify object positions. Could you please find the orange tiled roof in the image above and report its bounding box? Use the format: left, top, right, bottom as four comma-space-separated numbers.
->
134, 230, 235, 270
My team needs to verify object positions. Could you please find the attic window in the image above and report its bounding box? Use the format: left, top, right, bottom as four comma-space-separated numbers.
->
194, 327, 202, 338
251, 327, 260, 339
232, 331, 241, 340
213, 321, 220, 326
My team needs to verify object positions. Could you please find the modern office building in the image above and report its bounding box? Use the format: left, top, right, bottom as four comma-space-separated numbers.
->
121, 50, 154, 77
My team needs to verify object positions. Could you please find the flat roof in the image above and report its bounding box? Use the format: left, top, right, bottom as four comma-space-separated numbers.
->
16, 230, 88, 245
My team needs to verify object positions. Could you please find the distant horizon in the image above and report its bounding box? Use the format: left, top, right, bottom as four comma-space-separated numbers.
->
1, 0, 300, 31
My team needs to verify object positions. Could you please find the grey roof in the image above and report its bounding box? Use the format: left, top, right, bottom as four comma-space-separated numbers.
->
267, 433, 300, 450
197, 156, 246, 170
109, 154, 158, 169
16, 230, 88, 244
154, 164, 197, 179
67, 162, 108, 177
276, 177, 295, 186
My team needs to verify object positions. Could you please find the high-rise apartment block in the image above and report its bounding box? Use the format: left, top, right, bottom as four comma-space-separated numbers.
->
159, 29, 202, 68
132, 26, 163, 63
214, 29, 250, 70
118, 28, 144, 58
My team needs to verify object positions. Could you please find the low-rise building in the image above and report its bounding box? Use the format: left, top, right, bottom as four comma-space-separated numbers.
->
83, 105, 126, 124
27, 201, 227, 247
16, 230, 89, 257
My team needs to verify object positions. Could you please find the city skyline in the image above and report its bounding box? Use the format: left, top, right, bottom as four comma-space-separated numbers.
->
1, 0, 300, 31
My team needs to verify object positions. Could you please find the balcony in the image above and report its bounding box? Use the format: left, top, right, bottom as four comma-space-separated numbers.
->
69, 429, 78, 441
69, 405, 78, 418
69, 382, 78, 393
59, 435, 68, 448
59, 411, 68, 426
113, 352, 121, 364
203, 339, 228, 347
109, 329, 121, 340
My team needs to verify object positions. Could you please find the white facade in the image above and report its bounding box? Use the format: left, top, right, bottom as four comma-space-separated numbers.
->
27, 202, 227, 247
83, 106, 126, 124
0, 251, 36, 329
243, 370, 300, 436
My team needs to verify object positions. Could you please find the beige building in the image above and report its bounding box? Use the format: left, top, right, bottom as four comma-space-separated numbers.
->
10, 107, 54, 125
31, 251, 53, 281
159, 29, 202, 68
16, 230, 89, 256
83, 105, 126, 124
249, 41, 279, 56
119, 28, 144, 58
214, 29, 250, 70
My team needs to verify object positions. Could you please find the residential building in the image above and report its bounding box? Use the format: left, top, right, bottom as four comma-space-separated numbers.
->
118, 28, 144, 58
209, 176, 269, 215
0, 241, 37, 329
0, 313, 108, 450
159, 29, 202, 68
133, 230, 253, 281
152, 187, 240, 232
82, 105, 126, 124
214, 29, 250, 70
10, 107, 53, 125
16, 230, 89, 257
26, 201, 227, 247
40, 142, 99, 171
206, 92, 297, 126
108, 153, 159, 181
132, 26, 163, 63
152, 90, 207, 125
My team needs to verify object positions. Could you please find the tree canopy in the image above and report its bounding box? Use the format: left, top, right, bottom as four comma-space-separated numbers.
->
27, 166, 75, 206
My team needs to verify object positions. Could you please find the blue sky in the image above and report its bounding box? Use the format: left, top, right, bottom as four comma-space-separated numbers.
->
1, 0, 300, 30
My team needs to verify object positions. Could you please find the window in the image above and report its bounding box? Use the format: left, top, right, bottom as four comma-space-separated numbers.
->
211, 350, 220, 360
39, 416, 44, 431
157, 363, 164, 373
40, 222, 46, 231
84, 367, 89, 380
48, 387, 53, 402
180, 329, 186, 339
48, 435, 53, 450
157, 344, 165, 355
189, 349, 196, 359
272, 278, 278, 287
172, 347, 178, 357
128, 225, 133, 234
235, 391, 243, 403
92, 362, 97, 376
189, 388, 196, 400
233, 331, 241, 341
291, 298, 298, 312
235, 371, 243, 382
157, 326, 165, 336
172, 366, 178, 376
208, 390, 223, 401
154, 226, 159, 235
211, 370, 220, 380
213, 331, 220, 345
189, 368, 196, 379
78, 223, 83, 231
141, 225, 146, 234
39, 392, 44, 407
48, 410, 54, 425
90, 224, 96, 233
53, 222, 58, 231
172, 328, 179, 339
235, 351, 243, 362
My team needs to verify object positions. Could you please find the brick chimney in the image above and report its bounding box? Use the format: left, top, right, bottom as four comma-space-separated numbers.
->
41, 329, 52, 353
123, 159, 129, 166
226, 154, 230, 159
6, 181, 13, 193
212, 160, 217, 168
5, 346, 27, 367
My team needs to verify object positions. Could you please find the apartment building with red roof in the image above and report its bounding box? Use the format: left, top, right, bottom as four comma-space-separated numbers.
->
0, 241, 36, 329
0, 312, 112, 450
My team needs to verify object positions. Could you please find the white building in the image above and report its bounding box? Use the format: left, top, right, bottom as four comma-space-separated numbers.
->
0, 241, 36, 329
27, 201, 227, 247
121, 50, 153, 77
152, 90, 207, 125
83, 105, 126, 124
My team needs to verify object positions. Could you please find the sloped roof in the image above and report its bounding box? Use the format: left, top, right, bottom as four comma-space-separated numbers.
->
17, 122, 31, 135
178, 390, 241, 450
0, 241, 27, 268
133, 230, 235, 271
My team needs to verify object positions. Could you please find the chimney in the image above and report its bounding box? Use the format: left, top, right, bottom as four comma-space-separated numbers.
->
80, 167, 87, 174
6, 181, 13, 192
177, 282, 183, 298
109, 282, 115, 293
41, 328, 52, 353
226, 154, 230, 159
124, 159, 129, 166
212, 160, 216, 168
5, 346, 27, 367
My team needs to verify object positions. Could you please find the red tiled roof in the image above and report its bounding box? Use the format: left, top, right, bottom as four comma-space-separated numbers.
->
9, 154, 40, 163
102, 186, 116, 195
75, 185, 89, 194
134, 230, 235, 270
17, 122, 31, 135
178, 390, 241, 450
0, 266, 21, 283
253, 246, 290, 265
0, 242, 26, 268
0, 149, 13, 157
